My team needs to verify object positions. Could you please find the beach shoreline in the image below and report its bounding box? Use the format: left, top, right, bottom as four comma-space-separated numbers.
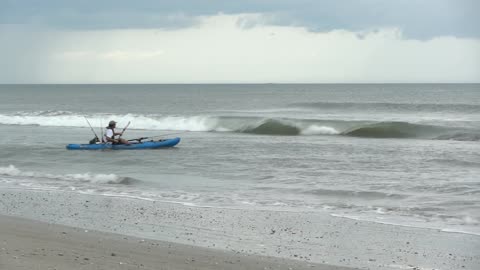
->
1, 214, 344, 270
1, 188, 478, 269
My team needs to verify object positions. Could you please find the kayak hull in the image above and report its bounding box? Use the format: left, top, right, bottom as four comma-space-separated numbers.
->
66, 137, 180, 150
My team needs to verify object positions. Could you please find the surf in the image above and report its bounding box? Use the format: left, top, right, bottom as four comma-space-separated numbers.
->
0, 165, 136, 185
1, 111, 478, 141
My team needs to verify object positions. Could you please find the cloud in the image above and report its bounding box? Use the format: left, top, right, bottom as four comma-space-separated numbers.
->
0, 13, 479, 83
1, 0, 479, 39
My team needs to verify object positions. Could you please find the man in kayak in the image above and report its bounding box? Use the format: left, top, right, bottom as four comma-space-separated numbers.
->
104, 120, 130, 144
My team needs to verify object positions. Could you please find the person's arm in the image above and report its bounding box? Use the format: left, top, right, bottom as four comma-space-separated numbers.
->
105, 136, 117, 143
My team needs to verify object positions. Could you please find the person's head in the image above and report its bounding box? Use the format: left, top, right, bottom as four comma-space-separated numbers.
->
108, 120, 117, 128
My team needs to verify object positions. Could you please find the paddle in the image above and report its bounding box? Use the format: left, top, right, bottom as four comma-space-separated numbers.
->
118, 121, 130, 138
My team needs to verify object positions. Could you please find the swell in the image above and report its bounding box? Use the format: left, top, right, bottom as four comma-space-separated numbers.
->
0, 165, 137, 185
341, 122, 443, 139
241, 119, 301, 135
1, 111, 479, 141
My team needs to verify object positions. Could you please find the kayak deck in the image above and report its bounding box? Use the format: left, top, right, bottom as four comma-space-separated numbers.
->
66, 137, 180, 150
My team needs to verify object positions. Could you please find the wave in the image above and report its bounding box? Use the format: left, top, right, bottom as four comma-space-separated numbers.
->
301, 125, 340, 135
15, 110, 74, 116
342, 121, 480, 140
1, 111, 478, 141
342, 122, 444, 138
0, 165, 135, 184
0, 111, 343, 136
0, 111, 217, 132
240, 119, 301, 135
215, 117, 341, 136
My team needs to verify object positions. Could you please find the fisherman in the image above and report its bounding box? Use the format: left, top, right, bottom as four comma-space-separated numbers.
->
104, 120, 130, 144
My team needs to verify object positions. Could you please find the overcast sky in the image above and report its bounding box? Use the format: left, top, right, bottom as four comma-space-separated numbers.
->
1, 0, 479, 83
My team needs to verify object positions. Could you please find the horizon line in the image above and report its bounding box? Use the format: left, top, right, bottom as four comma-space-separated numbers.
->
1, 82, 479, 85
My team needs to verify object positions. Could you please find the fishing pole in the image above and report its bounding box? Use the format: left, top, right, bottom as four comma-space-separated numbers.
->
100, 119, 104, 143
84, 116, 100, 142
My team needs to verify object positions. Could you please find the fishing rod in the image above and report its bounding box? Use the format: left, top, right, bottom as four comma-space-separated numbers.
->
100, 120, 104, 143
84, 116, 100, 142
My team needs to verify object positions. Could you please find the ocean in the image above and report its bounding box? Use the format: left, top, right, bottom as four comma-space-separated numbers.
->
1, 83, 479, 236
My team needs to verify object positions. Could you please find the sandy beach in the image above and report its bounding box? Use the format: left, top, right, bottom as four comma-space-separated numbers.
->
1, 189, 479, 270
1, 214, 346, 270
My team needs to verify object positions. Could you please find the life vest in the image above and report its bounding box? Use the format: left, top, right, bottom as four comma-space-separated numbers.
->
105, 127, 116, 142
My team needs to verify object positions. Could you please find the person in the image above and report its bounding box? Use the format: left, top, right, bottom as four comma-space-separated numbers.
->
104, 120, 130, 144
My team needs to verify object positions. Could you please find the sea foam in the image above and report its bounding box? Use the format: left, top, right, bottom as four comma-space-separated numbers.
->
0, 165, 132, 184
0, 112, 217, 132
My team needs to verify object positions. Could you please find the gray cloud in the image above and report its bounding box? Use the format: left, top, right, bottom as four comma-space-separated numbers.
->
1, 14, 478, 84
1, 0, 479, 38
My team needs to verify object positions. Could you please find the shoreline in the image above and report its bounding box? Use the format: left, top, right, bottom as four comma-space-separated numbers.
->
4, 184, 479, 238
1, 188, 479, 269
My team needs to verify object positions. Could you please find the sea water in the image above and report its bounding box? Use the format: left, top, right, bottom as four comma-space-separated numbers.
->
0, 84, 479, 235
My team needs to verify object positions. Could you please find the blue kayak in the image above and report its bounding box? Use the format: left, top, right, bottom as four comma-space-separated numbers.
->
66, 137, 180, 150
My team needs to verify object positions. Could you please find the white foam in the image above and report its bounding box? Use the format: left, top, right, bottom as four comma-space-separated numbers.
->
65, 173, 124, 184
301, 125, 339, 135
0, 165, 127, 184
0, 165, 21, 175
0, 111, 347, 136
0, 112, 218, 132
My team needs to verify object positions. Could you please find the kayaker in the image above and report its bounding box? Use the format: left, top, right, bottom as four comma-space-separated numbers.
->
105, 120, 130, 144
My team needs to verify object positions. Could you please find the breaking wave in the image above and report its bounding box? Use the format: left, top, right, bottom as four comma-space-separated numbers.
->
240, 119, 301, 135
0, 111, 478, 141
0, 165, 135, 184
0, 111, 342, 136
0, 111, 217, 132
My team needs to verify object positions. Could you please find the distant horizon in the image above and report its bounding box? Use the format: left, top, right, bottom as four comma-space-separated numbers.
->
1, 82, 479, 85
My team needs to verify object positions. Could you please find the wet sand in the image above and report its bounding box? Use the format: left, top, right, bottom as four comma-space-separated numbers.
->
0, 189, 479, 269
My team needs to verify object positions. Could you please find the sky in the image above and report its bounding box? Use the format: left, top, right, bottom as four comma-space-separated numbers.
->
1, 0, 479, 83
